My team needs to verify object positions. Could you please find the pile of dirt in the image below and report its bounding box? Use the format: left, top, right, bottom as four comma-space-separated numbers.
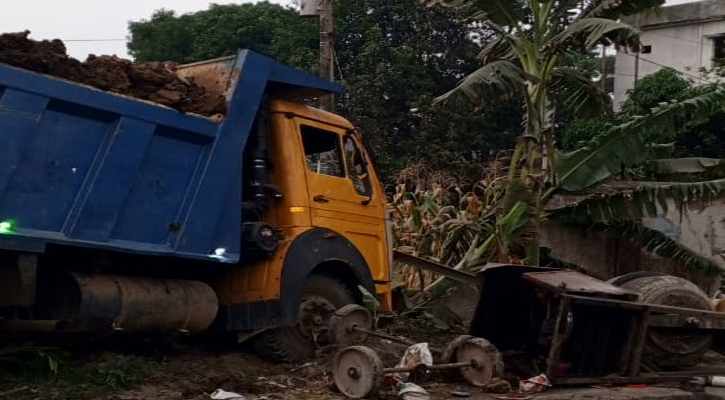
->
0, 31, 226, 116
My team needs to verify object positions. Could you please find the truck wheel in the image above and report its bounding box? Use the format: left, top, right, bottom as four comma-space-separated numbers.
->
254, 275, 356, 362
617, 274, 713, 368
606, 271, 666, 287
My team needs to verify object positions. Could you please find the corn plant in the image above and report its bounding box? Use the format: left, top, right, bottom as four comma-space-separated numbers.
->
390, 160, 509, 290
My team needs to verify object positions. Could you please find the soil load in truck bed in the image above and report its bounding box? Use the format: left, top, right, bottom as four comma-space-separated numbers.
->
0, 31, 226, 116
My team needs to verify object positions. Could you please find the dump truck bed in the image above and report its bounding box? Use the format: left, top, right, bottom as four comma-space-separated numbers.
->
0, 50, 341, 262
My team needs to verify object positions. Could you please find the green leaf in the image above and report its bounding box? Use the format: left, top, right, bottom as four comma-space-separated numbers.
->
647, 158, 724, 175
604, 222, 723, 275
434, 60, 527, 108
556, 89, 725, 192
479, 34, 516, 63
497, 200, 528, 237
422, 0, 526, 26
358, 284, 381, 312
550, 66, 612, 119
548, 17, 639, 52
548, 179, 725, 224
579, 0, 666, 20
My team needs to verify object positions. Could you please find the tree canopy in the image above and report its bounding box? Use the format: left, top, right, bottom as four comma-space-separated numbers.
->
128, 2, 318, 71
563, 68, 725, 159
127, 0, 522, 179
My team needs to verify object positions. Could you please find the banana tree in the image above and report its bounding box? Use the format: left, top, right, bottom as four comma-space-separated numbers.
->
399, 92, 725, 299
547, 89, 725, 274
423, 0, 666, 264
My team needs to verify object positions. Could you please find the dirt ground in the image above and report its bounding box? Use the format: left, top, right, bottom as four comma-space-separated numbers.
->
2, 321, 724, 400
17, 346, 723, 400
0, 31, 226, 116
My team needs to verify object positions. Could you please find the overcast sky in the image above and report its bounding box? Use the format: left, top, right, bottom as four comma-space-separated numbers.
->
0, 0, 698, 61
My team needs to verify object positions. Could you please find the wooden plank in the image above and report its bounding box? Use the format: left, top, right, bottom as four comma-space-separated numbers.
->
618, 311, 638, 376
628, 308, 650, 376
546, 298, 572, 382
393, 250, 479, 287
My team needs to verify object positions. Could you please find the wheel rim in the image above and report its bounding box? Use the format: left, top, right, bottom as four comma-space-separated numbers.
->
455, 337, 500, 387
333, 346, 384, 399
329, 304, 373, 345
298, 293, 338, 344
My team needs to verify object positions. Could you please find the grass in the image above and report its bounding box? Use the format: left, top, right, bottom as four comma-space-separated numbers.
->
0, 347, 156, 400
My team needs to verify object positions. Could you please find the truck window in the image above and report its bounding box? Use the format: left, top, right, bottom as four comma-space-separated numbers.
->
344, 135, 373, 196
301, 126, 343, 177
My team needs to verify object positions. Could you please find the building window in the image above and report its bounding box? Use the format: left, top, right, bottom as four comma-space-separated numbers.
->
713, 36, 725, 68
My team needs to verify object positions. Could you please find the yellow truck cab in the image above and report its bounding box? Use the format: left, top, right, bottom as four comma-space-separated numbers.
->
217, 100, 393, 360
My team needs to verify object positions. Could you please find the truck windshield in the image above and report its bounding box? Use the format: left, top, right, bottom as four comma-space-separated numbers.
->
344, 136, 372, 196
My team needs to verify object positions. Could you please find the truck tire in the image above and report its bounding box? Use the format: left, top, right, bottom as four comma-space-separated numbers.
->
617, 274, 713, 369
606, 271, 666, 287
254, 275, 356, 363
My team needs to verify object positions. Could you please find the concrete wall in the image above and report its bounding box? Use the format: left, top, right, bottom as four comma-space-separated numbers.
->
613, 0, 725, 109
642, 198, 725, 271
541, 199, 725, 294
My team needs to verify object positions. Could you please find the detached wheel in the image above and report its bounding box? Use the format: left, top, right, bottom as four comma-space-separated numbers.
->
617, 274, 713, 368
254, 275, 356, 362
333, 346, 384, 399
440, 335, 473, 381
607, 271, 666, 287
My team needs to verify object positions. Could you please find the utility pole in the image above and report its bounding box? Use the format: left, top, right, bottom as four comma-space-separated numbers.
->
318, 0, 335, 112
634, 49, 640, 87
600, 44, 607, 91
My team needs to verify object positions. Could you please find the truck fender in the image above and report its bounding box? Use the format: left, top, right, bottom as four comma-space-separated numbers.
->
279, 228, 375, 325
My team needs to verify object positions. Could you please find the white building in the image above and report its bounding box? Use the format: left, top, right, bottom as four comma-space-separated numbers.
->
614, 0, 725, 109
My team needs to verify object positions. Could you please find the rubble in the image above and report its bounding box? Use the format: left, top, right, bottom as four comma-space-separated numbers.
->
0, 31, 226, 116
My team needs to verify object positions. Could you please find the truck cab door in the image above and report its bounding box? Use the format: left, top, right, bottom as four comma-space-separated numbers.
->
297, 120, 388, 283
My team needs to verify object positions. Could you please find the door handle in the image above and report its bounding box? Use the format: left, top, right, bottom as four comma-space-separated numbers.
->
313, 194, 330, 203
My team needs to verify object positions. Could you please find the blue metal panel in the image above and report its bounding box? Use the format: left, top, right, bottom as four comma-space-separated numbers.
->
112, 126, 212, 245
0, 49, 343, 262
0, 89, 49, 197
174, 50, 272, 259
68, 117, 156, 242
0, 100, 111, 232
267, 55, 343, 93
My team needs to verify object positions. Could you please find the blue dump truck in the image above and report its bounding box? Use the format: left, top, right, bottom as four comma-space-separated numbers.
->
0, 49, 394, 361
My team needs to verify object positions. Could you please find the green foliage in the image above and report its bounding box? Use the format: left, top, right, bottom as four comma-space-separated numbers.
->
550, 178, 725, 223
0, 352, 155, 400
580, 0, 665, 20
547, 175, 725, 274
559, 118, 612, 151
128, 2, 318, 71
567, 68, 725, 161
620, 68, 691, 117
616, 222, 722, 275
0, 343, 69, 375
84, 354, 153, 390
358, 284, 380, 310
127, 0, 519, 180
425, 0, 660, 264
335, 0, 520, 178
556, 89, 725, 192
391, 160, 545, 292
